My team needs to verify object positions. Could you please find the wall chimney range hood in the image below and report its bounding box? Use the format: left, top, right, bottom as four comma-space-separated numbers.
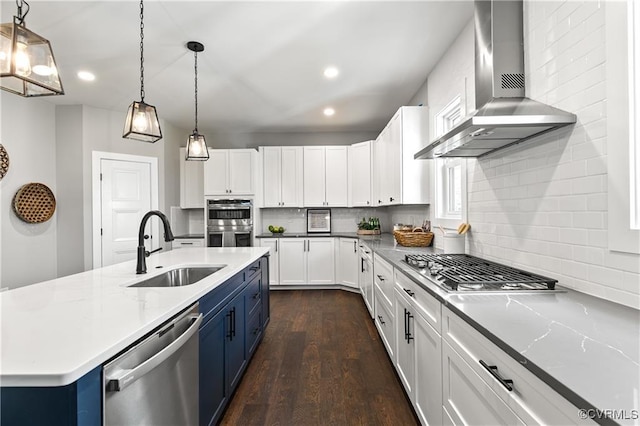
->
414, 0, 576, 159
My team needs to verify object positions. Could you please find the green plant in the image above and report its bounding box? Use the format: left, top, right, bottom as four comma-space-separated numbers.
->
357, 217, 379, 230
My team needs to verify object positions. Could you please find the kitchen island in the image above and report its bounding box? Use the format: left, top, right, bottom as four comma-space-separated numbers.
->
0, 247, 269, 425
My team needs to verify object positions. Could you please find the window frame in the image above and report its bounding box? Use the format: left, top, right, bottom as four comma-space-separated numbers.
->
434, 96, 467, 229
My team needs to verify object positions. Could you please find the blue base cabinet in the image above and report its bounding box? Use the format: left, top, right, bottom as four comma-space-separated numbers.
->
0, 366, 102, 426
199, 255, 269, 426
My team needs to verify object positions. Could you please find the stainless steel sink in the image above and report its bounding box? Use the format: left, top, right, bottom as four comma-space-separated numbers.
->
128, 266, 225, 288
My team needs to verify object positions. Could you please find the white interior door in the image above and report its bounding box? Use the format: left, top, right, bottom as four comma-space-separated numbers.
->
100, 159, 153, 267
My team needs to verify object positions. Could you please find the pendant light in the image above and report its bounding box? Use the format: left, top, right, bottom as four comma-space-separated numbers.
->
123, 0, 162, 143
0, 0, 64, 97
185, 41, 209, 161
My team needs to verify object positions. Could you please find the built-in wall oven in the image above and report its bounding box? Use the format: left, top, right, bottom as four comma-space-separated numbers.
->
207, 199, 253, 247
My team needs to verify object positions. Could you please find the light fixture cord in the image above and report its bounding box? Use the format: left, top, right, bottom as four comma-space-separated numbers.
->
194, 50, 199, 132
139, 0, 145, 102
14, 0, 30, 25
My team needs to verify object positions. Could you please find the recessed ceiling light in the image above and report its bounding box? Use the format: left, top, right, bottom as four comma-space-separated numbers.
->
77, 71, 96, 82
323, 107, 335, 117
323, 66, 339, 79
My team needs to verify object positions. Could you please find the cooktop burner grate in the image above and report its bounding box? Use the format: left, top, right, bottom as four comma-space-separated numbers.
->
404, 254, 558, 291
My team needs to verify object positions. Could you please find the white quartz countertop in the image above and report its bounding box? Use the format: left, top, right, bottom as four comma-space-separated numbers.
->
0, 247, 269, 387
367, 235, 640, 425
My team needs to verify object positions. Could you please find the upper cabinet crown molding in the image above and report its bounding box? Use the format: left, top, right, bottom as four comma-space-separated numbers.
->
204, 149, 256, 196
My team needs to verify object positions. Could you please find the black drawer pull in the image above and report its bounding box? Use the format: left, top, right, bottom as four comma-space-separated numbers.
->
403, 288, 415, 297
253, 292, 260, 299
479, 360, 513, 391
250, 266, 260, 272
376, 274, 385, 281
253, 327, 260, 335
377, 315, 385, 325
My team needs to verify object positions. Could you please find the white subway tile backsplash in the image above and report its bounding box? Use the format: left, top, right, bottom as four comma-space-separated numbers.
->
558, 228, 589, 245
572, 212, 605, 229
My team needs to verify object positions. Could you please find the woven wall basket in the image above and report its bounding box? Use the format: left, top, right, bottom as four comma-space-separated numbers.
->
12, 183, 57, 223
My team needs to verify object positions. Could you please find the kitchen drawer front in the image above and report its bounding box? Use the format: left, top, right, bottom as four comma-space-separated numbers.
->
200, 271, 245, 323
442, 339, 525, 426
394, 269, 441, 334
374, 284, 395, 361
246, 307, 262, 358
245, 273, 262, 317
442, 307, 594, 425
374, 253, 394, 309
172, 239, 204, 249
359, 242, 373, 262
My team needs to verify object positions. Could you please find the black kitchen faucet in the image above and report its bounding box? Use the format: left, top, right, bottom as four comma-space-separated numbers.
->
136, 210, 175, 274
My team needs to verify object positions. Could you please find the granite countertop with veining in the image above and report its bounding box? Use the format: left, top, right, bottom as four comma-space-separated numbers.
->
356, 234, 639, 425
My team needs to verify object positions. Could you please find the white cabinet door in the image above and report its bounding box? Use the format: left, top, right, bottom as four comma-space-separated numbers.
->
415, 311, 443, 426
374, 286, 395, 361
204, 149, 229, 195
387, 111, 402, 205
307, 238, 335, 284
337, 238, 358, 289
280, 147, 303, 207
395, 291, 416, 400
373, 132, 386, 206
262, 147, 281, 207
179, 148, 204, 208
359, 249, 374, 318
228, 150, 254, 195
324, 146, 348, 207
442, 340, 524, 426
279, 239, 307, 285
348, 141, 372, 207
303, 146, 326, 207
260, 238, 280, 285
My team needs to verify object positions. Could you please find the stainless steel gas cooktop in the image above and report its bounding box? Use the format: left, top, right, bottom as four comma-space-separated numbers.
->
403, 254, 560, 293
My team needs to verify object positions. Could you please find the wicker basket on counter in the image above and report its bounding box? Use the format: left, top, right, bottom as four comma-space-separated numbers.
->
393, 228, 434, 247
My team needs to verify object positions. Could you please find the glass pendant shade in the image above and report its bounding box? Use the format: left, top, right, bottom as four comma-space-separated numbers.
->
0, 18, 64, 97
123, 100, 162, 143
185, 132, 209, 161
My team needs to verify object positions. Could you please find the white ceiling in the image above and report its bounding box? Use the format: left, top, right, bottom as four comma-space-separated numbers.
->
1, 0, 473, 135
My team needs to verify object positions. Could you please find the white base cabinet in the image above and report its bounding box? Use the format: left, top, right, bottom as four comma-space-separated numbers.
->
358, 242, 374, 317
337, 238, 359, 289
278, 238, 335, 285
260, 238, 280, 285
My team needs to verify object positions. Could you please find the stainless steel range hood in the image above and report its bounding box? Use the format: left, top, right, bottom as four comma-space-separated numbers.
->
415, 0, 576, 159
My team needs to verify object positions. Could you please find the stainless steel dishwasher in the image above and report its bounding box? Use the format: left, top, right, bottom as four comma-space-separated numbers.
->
103, 303, 202, 426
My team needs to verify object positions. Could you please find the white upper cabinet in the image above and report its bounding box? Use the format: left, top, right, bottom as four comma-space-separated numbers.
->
179, 147, 204, 208
303, 146, 348, 207
373, 106, 430, 206
261, 146, 303, 208
348, 141, 373, 207
204, 149, 256, 196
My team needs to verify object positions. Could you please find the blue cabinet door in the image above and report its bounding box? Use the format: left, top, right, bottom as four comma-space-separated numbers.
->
226, 290, 247, 392
261, 256, 270, 327
199, 310, 227, 426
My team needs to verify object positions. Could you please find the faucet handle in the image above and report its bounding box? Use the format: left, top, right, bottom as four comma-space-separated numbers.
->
145, 247, 163, 257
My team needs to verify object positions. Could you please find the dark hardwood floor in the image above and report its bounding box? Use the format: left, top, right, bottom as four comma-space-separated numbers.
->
220, 290, 418, 426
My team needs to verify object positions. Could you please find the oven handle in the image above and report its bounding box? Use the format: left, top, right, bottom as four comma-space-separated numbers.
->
105, 313, 202, 392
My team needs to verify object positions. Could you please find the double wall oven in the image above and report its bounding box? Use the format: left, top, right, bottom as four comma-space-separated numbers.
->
207, 199, 253, 247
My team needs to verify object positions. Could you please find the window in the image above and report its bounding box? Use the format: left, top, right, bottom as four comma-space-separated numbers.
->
434, 96, 466, 226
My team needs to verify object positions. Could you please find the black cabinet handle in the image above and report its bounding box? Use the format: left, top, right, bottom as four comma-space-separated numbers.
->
253, 292, 260, 300
404, 308, 414, 343
361, 258, 365, 273
365, 250, 370, 254
403, 288, 415, 297
253, 327, 260, 335
377, 315, 385, 325
226, 310, 233, 340
390, 197, 395, 202
250, 266, 259, 272
377, 274, 385, 281
275, 240, 278, 252
354, 240, 357, 252
479, 360, 513, 391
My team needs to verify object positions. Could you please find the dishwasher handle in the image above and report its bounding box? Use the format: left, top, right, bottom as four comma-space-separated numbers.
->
106, 313, 203, 392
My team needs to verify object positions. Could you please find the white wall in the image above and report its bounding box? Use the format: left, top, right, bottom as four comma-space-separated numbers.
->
423, 2, 639, 308
0, 93, 58, 288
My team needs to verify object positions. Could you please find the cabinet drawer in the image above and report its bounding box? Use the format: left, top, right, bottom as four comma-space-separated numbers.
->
374, 253, 394, 309
246, 274, 262, 317
246, 307, 262, 358
442, 307, 594, 425
172, 239, 204, 249
200, 272, 244, 323
375, 284, 395, 361
359, 242, 373, 262
394, 270, 441, 333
